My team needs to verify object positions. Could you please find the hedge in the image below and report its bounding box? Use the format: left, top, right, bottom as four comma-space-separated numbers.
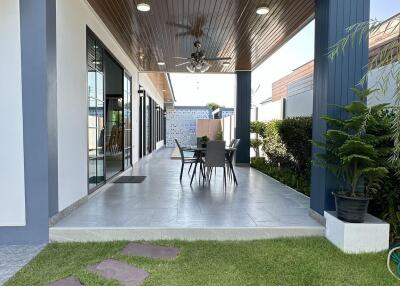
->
250, 117, 312, 197
256, 117, 312, 175
251, 115, 399, 243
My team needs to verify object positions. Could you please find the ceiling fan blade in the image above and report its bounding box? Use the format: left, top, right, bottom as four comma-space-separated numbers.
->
204, 57, 232, 61
175, 62, 190, 67
173, 56, 191, 60
166, 22, 192, 30
175, 32, 192, 37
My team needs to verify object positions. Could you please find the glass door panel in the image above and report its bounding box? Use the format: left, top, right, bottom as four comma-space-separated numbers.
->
105, 97, 123, 179
123, 73, 132, 169
87, 31, 106, 192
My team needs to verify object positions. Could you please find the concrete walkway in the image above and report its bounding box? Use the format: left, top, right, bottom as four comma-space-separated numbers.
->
51, 148, 323, 241
0, 244, 44, 285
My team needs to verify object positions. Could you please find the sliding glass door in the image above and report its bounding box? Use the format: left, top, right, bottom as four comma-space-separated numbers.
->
123, 73, 132, 169
87, 31, 105, 191
138, 93, 165, 159
87, 29, 133, 192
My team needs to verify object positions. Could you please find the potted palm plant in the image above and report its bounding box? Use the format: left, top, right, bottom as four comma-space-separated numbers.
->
313, 88, 389, 223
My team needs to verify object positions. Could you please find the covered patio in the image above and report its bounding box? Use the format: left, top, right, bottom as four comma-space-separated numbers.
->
0, 0, 371, 246
50, 148, 323, 241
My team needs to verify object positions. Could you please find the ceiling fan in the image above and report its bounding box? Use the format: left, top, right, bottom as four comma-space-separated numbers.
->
168, 16, 208, 39
174, 40, 231, 73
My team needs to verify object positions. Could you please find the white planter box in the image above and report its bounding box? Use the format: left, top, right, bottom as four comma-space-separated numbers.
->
324, 211, 390, 254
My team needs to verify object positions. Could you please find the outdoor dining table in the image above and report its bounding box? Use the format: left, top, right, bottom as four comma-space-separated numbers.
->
184, 146, 238, 186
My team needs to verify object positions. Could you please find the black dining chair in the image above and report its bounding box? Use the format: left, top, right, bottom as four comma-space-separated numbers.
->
202, 140, 227, 186
175, 139, 197, 181
226, 139, 240, 185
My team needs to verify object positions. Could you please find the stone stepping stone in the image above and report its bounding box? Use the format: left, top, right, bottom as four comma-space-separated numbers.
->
88, 259, 149, 286
45, 277, 84, 286
122, 242, 180, 259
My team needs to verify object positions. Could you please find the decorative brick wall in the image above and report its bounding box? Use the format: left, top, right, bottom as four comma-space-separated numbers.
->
166, 106, 212, 147
220, 110, 234, 119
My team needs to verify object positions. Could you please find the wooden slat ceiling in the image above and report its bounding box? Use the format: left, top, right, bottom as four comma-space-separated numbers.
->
144, 72, 175, 103
88, 0, 314, 73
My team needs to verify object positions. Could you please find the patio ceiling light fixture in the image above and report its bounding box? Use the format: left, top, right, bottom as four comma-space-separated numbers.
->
222, 61, 230, 67
157, 61, 166, 66
186, 65, 195, 73
256, 6, 270, 15
137, 1, 150, 12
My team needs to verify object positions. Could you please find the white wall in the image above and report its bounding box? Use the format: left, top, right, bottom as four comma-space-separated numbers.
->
368, 63, 399, 106
56, 0, 163, 211
285, 75, 314, 118
258, 99, 284, 122
0, 0, 26, 226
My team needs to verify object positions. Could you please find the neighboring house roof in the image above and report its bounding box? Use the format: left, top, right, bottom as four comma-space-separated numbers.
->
269, 14, 400, 103
369, 14, 400, 66
271, 61, 314, 102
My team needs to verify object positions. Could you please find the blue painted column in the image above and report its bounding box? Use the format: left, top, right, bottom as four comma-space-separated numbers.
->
310, 0, 370, 215
0, 0, 57, 244
235, 71, 251, 165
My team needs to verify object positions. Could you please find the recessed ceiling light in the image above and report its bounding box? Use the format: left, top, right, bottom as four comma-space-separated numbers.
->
222, 61, 230, 67
256, 6, 269, 15
137, 2, 150, 12
157, 61, 166, 66
162, 89, 166, 92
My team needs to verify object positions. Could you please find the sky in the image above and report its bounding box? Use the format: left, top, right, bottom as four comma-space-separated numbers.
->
171, 1, 400, 107
169, 73, 236, 107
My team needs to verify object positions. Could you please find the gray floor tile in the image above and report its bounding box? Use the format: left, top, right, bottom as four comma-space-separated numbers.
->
53, 148, 320, 229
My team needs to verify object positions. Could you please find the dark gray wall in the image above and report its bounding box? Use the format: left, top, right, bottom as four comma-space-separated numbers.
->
310, 0, 370, 215
0, 0, 56, 244
235, 71, 251, 164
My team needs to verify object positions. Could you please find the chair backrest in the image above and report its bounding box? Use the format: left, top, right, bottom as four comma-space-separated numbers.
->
204, 140, 226, 167
229, 139, 235, 147
174, 139, 185, 161
233, 139, 241, 149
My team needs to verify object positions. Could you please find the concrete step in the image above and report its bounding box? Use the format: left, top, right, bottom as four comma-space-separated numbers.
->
50, 226, 324, 242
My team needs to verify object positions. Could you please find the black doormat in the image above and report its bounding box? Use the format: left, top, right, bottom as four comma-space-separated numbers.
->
114, 176, 146, 183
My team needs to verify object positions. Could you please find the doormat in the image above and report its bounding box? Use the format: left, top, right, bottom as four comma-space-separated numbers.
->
114, 176, 146, 183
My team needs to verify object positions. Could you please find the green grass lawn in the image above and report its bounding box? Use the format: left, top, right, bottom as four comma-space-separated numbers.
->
5, 237, 399, 286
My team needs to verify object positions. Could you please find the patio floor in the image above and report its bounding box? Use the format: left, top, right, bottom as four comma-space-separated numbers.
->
50, 148, 324, 241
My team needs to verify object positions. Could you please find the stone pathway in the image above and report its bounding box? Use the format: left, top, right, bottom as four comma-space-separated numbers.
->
3, 243, 180, 286
46, 277, 84, 286
88, 259, 149, 286
0, 244, 45, 285
122, 243, 180, 259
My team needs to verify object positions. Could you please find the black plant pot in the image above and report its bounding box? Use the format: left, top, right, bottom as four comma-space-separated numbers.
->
333, 192, 370, 223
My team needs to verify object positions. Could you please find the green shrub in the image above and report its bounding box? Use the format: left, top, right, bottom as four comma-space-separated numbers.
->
250, 121, 266, 136
250, 117, 312, 196
260, 120, 291, 167
251, 157, 310, 196
216, 131, 223, 140
250, 138, 263, 157
278, 117, 312, 174
367, 111, 400, 243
